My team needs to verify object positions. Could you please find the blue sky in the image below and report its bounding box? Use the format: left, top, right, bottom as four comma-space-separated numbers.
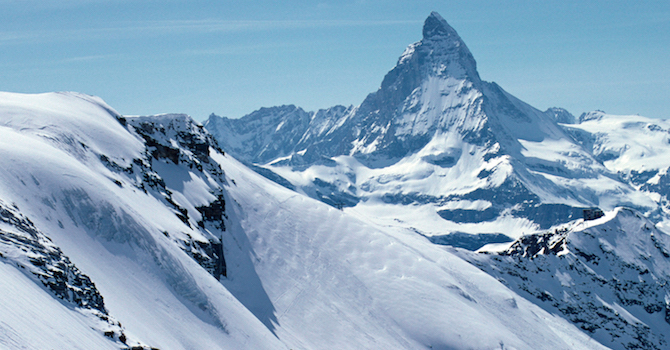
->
1, 0, 668, 120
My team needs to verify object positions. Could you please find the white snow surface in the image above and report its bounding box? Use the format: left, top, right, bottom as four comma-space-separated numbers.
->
0, 91, 611, 349
216, 151, 609, 350
568, 111, 670, 173
0, 261, 118, 350
0, 91, 285, 350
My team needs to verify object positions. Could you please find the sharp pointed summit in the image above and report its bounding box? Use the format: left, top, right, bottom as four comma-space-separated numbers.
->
412, 11, 480, 82
422, 11, 453, 38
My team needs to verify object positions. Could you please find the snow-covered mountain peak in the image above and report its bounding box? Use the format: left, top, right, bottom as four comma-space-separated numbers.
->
423, 11, 453, 38
204, 12, 667, 243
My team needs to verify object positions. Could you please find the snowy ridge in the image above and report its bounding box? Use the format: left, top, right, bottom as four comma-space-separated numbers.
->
0, 91, 285, 349
206, 105, 353, 165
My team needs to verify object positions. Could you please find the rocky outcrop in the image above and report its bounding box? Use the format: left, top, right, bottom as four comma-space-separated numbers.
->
98, 115, 229, 279
127, 116, 228, 279
460, 208, 670, 350
0, 200, 129, 346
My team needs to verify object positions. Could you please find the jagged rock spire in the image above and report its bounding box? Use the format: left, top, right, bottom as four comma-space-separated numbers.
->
423, 11, 458, 40
416, 11, 480, 82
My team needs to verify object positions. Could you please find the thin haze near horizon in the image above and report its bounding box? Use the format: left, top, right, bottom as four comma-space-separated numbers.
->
1, 0, 668, 121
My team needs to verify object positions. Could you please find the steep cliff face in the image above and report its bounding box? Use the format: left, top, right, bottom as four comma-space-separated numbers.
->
123, 114, 229, 278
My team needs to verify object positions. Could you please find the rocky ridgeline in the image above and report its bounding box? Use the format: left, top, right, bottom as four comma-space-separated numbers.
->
0, 200, 133, 347
460, 208, 670, 350
101, 115, 229, 279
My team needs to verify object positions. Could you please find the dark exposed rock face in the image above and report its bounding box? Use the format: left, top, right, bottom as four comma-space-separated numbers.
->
129, 115, 224, 170
500, 227, 569, 259
196, 194, 226, 230
459, 208, 670, 350
194, 193, 227, 277
0, 202, 105, 312
0, 200, 128, 345
113, 115, 228, 279
185, 237, 226, 278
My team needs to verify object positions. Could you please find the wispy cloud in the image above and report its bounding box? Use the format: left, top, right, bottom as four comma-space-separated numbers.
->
179, 40, 312, 57
0, 19, 419, 46
57, 54, 124, 64
140, 18, 419, 32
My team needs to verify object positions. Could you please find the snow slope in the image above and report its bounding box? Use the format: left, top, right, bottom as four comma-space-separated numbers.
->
0, 91, 285, 349
215, 146, 609, 350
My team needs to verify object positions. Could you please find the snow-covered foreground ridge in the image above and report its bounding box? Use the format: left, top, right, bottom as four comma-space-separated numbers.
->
0, 90, 622, 349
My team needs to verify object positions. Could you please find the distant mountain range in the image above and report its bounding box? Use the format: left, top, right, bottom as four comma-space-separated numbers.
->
205, 12, 670, 246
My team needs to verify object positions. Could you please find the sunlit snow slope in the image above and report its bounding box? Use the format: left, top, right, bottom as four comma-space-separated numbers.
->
0, 91, 285, 349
